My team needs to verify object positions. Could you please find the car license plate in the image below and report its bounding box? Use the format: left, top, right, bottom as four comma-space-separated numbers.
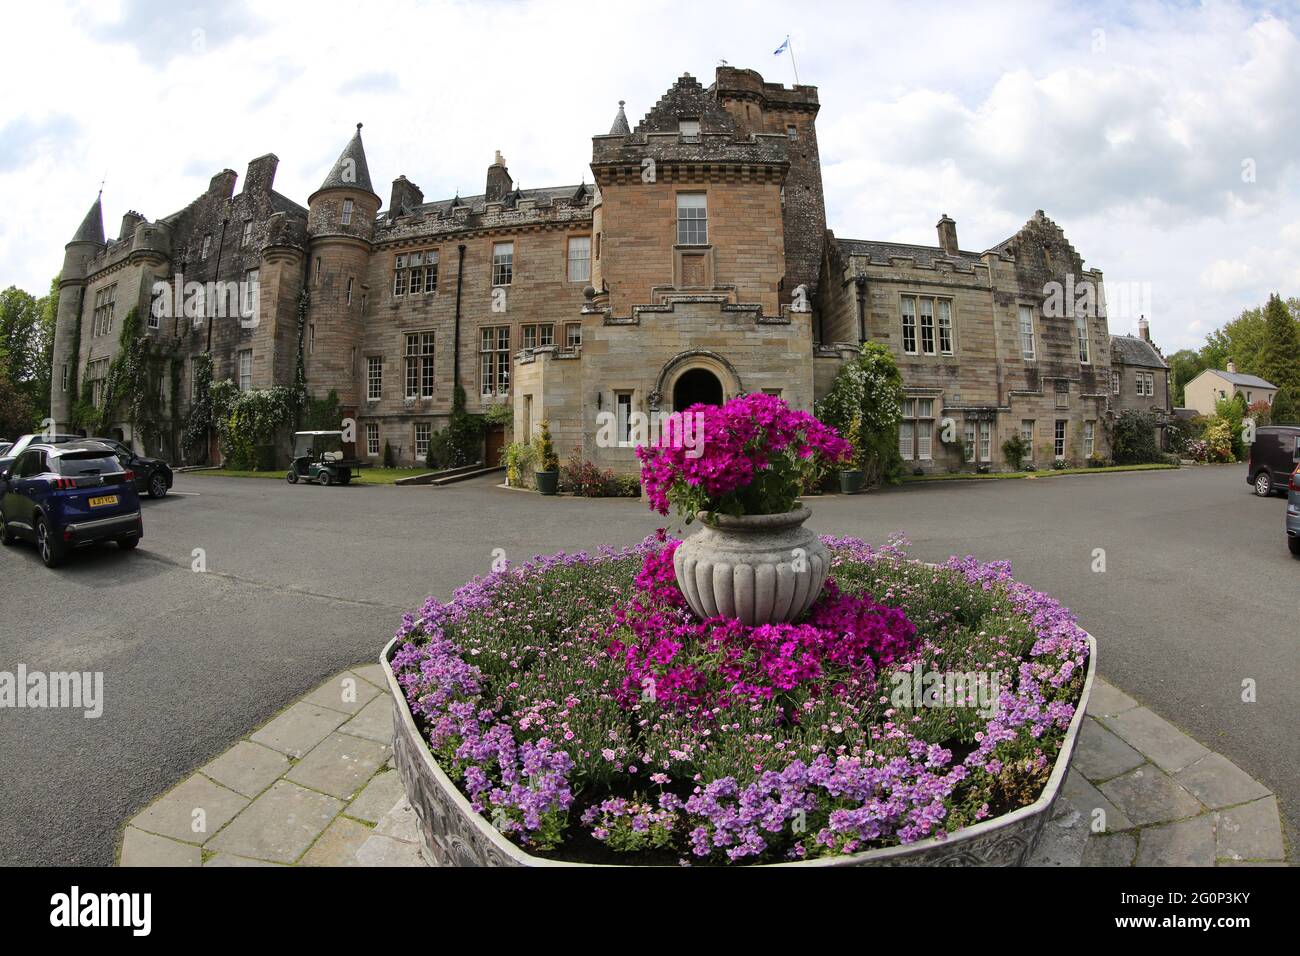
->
88, 495, 118, 508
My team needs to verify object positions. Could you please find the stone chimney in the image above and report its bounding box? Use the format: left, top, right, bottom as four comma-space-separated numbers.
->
119, 210, 145, 241
208, 168, 238, 198
390, 175, 424, 216
485, 151, 512, 203
1227, 360, 1238, 374
243, 154, 279, 195
1138, 315, 1150, 342
936, 214, 958, 256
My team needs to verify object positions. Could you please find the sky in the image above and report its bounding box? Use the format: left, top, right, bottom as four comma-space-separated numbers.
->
1, 0, 1298, 353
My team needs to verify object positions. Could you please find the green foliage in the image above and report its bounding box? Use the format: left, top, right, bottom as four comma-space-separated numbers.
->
443, 385, 485, 468
1109, 409, 1163, 465
814, 341, 904, 487
535, 419, 559, 472
1258, 293, 1300, 403
1001, 434, 1030, 471
560, 451, 641, 497
1166, 349, 1205, 407
504, 441, 536, 486
0, 282, 55, 429
482, 401, 513, 428
1270, 386, 1297, 425
302, 389, 343, 431
383, 440, 395, 468
1201, 417, 1236, 462
182, 354, 214, 460
212, 381, 305, 470
1215, 395, 1248, 459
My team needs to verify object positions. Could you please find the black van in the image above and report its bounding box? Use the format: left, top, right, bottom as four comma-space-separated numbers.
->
1247, 425, 1300, 496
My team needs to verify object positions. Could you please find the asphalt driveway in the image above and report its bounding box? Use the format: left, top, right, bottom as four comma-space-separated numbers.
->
0, 464, 1294, 865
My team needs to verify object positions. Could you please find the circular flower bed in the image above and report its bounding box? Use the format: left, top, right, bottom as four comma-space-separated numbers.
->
389, 533, 1090, 866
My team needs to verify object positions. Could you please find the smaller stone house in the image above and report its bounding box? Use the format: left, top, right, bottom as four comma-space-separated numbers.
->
1109, 317, 1171, 446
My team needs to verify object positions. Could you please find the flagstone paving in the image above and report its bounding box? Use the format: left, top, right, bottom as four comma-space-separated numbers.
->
119, 668, 1287, 867
1028, 677, 1288, 867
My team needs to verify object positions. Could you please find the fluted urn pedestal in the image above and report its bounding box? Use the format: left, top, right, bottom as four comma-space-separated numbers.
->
672, 505, 829, 625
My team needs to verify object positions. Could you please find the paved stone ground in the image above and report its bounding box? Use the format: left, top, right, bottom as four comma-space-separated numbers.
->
121, 667, 1286, 867
1029, 678, 1287, 866
119, 665, 422, 867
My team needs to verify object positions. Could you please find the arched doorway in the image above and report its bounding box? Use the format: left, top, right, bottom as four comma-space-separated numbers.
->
672, 367, 723, 410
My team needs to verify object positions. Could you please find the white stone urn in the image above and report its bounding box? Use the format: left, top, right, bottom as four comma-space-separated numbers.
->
673, 505, 830, 624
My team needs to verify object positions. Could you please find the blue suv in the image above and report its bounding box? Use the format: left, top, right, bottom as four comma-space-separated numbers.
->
0, 440, 143, 568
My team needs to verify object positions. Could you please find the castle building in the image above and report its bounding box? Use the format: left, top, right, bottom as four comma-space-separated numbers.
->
49, 65, 1125, 473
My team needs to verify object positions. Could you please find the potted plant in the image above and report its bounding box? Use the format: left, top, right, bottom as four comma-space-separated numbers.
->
534, 419, 559, 495
637, 393, 852, 624
838, 409, 866, 493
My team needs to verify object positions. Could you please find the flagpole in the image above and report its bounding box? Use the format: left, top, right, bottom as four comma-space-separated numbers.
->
787, 36, 800, 85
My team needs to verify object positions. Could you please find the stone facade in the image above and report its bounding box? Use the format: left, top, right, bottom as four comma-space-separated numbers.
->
49, 65, 1121, 476
1110, 318, 1172, 447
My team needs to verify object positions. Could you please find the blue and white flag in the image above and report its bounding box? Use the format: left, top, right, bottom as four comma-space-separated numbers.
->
774, 36, 790, 55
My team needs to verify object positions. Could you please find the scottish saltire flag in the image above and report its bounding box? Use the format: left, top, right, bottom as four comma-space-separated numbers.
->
774, 36, 790, 55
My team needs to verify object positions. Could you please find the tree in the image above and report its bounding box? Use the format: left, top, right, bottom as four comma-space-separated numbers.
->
0, 349, 37, 437
814, 342, 904, 487
1257, 293, 1300, 407
1166, 349, 1206, 408
1271, 386, 1297, 425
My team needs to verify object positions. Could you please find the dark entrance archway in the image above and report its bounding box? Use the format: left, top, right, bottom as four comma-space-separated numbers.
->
672, 367, 723, 410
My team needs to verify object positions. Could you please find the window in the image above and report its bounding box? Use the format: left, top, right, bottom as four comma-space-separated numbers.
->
201, 234, 212, 259
1084, 420, 1096, 458
919, 298, 935, 355
676, 193, 708, 245
243, 268, 259, 321
786, 124, 797, 141
1055, 380, 1069, 409
617, 391, 634, 445
480, 326, 510, 397
241, 221, 253, 247
88, 358, 109, 407
424, 252, 438, 293
309, 323, 315, 354
679, 118, 700, 140
92, 284, 117, 337
346, 277, 353, 306
938, 300, 953, 355
1021, 420, 1035, 460
567, 236, 591, 282
964, 421, 976, 463
565, 322, 582, 349
405, 331, 435, 399
1019, 305, 1036, 360
341, 199, 353, 225
1138, 372, 1155, 397
1076, 316, 1090, 364
522, 324, 555, 349
366, 422, 379, 457
148, 286, 162, 329
393, 254, 407, 296
415, 423, 431, 460
61, 364, 69, 392
979, 421, 991, 463
901, 297, 917, 354
1054, 420, 1067, 460
899, 398, 934, 460
491, 242, 514, 286
1112, 370, 1121, 395
238, 350, 252, 391
367, 356, 383, 401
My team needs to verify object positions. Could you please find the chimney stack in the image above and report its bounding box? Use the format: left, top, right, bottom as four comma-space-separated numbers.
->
936, 214, 958, 256
485, 151, 512, 203
243, 154, 279, 195
1138, 315, 1150, 343
119, 210, 145, 241
390, 175, 424, 216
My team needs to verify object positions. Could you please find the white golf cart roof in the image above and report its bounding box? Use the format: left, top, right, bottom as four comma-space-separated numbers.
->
293, 431, 345, 437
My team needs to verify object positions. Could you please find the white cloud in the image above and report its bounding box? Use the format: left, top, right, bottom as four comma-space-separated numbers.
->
0, 0, 1297, 357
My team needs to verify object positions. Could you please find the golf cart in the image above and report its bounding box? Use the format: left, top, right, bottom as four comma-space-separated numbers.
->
286, 431, 366, 486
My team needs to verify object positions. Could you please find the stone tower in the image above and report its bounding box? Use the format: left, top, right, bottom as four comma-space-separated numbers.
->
50, 195, 107, 431
305, 124, 381, 423
713, 66, 826, 306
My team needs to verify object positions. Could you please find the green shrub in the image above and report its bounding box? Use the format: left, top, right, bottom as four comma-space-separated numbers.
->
1109, 409, 1162, 464
814, 342, 904, 488
1001, 434, 1030, 471
504, 441, 536, 487
383, 440, 395, 468
535, 419, 559, 472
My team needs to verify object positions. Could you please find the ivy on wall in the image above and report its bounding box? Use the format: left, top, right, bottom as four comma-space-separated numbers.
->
72, 307, 175, 448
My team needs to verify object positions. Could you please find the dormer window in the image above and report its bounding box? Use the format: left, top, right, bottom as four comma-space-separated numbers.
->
679, 118, 700, 140
341, 199, 354, 225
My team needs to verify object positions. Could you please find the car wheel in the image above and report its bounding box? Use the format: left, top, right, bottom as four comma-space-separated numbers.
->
0, 510, 13, 546
36, 517, 64, 568
117, 535, 140, 551
148, 472, 168, 498
1254, 472, 1272, 496
1290, 536, 1300, 557
317, 471, 332, 487
286, 471, 298, 484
